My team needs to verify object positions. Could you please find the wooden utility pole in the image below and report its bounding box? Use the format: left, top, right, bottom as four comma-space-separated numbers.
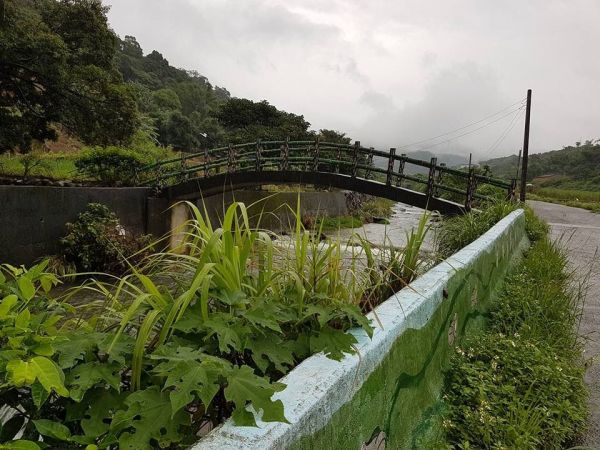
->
519, 89, 532, 201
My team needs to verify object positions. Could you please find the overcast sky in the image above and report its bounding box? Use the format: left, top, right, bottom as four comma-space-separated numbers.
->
106, 0, 600, 161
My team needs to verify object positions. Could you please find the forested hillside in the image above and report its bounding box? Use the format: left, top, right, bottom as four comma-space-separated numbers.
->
482, 140, 600, 189
0, 0, 349, 155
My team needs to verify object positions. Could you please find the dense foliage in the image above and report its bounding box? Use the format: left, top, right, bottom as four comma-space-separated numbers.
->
0, 0, 139, 153
443, 238, 587, 448
60, 203, 151, 274
483, 139, 600, 186
115, 34, 351, 150
74, 147, 147, 185
0, 201, 432, 449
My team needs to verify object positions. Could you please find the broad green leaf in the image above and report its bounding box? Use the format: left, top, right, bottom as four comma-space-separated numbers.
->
33, 419, 71, 441
71, 389, 125, 438
67, 362, 121, 402
154, 357, 222, 415
0, 295, 18, 318
224, 365, 288, 426
6, 360, 36, 385
0, 440, 41, 450
17, 277, 35, 301
14, 309, 30, 330
32, 343, 54, 357
309, 326, 357, 361
110, 386, 189, 450
247, 335, 295, 374
204, 316, 243, 353
244, 302, 283, 333
54, 332, 98, 369
30, 356, 69, 396
31, 382, 50, 409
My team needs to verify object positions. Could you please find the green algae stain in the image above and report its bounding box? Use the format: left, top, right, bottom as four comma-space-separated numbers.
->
289, 215, 528, 450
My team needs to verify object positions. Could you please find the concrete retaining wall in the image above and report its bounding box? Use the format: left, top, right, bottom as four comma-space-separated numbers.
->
194, 210, 529, 450
0, 186, 152, 265
0, 186, 348, 265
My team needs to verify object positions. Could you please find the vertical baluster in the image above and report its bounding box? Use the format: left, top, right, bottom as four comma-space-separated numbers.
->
426, 157, 438, 201
280, 137, 289, 171
435, 162, 446, 197
386, 147, 396, 185
227, 143, 234, 173
396, 154, 406, 187
204, 147, 209, 177
336, 145, 342, 174
465, 167, 476, 210
255, 140, 262, 172
508, 178, 517, 200
312, 137, 320, 172
366, 147, 374, 179
352, 141, 360, 178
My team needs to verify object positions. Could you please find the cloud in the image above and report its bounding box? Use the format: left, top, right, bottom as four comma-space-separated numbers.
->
106, 0, 600, 156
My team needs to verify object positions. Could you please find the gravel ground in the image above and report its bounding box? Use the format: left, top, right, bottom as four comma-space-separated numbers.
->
529, 200, 600, 447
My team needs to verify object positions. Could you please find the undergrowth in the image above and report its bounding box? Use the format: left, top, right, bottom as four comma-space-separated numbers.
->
442, 237, 588, 449
0, 200, 429, 449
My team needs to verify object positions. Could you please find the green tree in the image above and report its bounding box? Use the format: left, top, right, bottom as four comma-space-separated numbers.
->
215, 98, 314, 143
0, 0, 138, 153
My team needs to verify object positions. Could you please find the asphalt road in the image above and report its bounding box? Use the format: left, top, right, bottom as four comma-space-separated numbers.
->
529, 200, 600, 447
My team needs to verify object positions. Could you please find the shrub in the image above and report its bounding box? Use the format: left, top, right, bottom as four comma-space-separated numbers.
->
60, 203, 151, 274
74, 146, 148, 185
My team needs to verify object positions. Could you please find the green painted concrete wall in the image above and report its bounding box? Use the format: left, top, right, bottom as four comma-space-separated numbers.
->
289, 214, 527, 450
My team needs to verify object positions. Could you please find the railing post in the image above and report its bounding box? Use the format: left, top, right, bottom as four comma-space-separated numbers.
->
203, 147, 210, 177
426, 157, 437, 200
180, 153, 189, 182
396, 154, 406, 187
255, 140, 262, 172
386, 147, 396, 185
280, 137, 289, 171
435, 162, 446, 197
508, 178, 517, 200
312, 137, 320, 172
336, 145, 342, 174
366, 147, 374, 179
352, 141, 360, 178
227, 143, 235, 173
465, 167, 477, 210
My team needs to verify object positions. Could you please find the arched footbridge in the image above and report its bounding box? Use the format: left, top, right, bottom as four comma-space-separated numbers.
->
139, 140, 516, 215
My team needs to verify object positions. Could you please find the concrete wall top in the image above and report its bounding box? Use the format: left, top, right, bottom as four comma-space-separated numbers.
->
193, 209, 527, 450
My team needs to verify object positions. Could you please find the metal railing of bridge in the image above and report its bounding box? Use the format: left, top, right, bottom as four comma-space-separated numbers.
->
137, 139, 516, 211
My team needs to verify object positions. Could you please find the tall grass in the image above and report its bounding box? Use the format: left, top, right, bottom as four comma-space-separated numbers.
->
437, 201, 548, 259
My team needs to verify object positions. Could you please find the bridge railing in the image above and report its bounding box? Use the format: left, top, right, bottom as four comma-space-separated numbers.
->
138, 140, 516, 210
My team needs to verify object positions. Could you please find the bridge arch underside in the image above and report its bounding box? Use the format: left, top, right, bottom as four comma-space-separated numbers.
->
161, 170, 465, 215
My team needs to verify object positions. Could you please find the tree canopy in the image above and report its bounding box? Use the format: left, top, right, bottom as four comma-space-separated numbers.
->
0, 0, 139, 152
0, 1, 354, 155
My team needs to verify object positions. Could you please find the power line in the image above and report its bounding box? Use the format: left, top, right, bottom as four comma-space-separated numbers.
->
396, 98, 526, 150
402, 106, 525, 153
483, 107, 525, 155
